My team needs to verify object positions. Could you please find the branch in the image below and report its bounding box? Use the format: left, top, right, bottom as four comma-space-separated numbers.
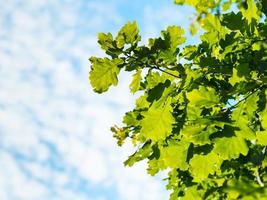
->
254, 146, 267, 187
224, 84, 265, 111
151, 66, 180, 79
255, 167, 265, 187
262, 146, 267, 155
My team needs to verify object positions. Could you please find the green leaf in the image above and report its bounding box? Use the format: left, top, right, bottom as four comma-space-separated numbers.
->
256, 131, 267, 145
160, 142, 189, 170
231, 92, 258, 140
123, 111, 139, 126
182, 45, 198, 60
146, 71, 167, 89
124, 142, 151, 167
140, 98, 174, 141
161, 25, 186, 49
260, 89, 267, 129
202, 14, 221, 32
262, 0, 267, 16
202, 14, 228, 39
174, 0, 198, 6
147, 80, 171, 103
135, 94, 150, 109
222, 12, 246, 32
229, 63, 250, 86
189, 22, 198, 35
225, 178, 263, 199
98, 32, 114, 51
262, 156, 267, 167
222, 1, 232, 11
232, 92, 259, 122
241, 0, 260, 24
262, 112, 267, 130
181, 185, 202, 200
186, 106, 202, 120
89, 57, 123, 93
182, 123, 218, 145
148, 25, 186, 64
189, 152, 221, 182
244, 92, 259, 116
187, 86, 220, 108
130, 69, 142, 93
147, 158, 164, 176
116, 21, 140, 48
90, 1, 267, 199
213, 136, 249, 160
174, 0, 185, 4
234, 123, 255, 140
200, 31, 220, 47
111, 125, 128, 146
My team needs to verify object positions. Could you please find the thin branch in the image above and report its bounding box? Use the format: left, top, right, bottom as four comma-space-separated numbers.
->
151, 66, 180, 79
262, 146, 266, 155
255, 167, 265, 187
225, 85, 265, 111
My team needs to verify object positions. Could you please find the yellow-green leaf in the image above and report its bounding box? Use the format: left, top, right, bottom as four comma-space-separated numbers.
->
187, 86, 220, 108
98, 32, 114, 51
182, 124, 217, 145
89, 57, 123, 93
261, 89, 267, 129
130, 69, 142, 93
190, 152, 221, 182
229, 63, 250, 86
214, 136, 249, 160
241, 0, 260, 24
140, 98, 174, 141
256, 131, 267, 145
181, 185, 203, 200
161, 25, 186, 49
161, 142, 189, 170
116, 21, 140, 48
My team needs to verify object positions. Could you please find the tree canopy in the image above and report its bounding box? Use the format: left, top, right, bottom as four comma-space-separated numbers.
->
89, 0, 267, 199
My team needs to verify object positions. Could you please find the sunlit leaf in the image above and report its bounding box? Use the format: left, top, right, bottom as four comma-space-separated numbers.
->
140, 98, 174, 141
89, 57, 123, 93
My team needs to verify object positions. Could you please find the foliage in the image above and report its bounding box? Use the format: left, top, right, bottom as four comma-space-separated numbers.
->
89, 0, 267, 199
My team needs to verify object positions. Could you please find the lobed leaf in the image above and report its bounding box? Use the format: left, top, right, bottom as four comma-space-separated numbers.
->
140, 98, 174, 141
89, 57, 123, 93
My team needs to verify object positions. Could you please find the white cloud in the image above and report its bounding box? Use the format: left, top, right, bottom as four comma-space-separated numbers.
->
0, 152, 48, 200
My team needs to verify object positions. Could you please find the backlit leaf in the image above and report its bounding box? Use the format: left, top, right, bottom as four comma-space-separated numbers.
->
214, 136, 249, 160
241, 0, 260, 24
130, 69, 142, 93
116, 21, 140, 48
161, 25, 186, 49
89, 57, 123, 93
190, 152, 221, 182
161, 142, 189, 170
256, 130, 267, 145
181, 185, 202, 200
187, 86, 220, 108
89, 2, 267, 199
140, 98, 174, 141
229, 63, 250, 86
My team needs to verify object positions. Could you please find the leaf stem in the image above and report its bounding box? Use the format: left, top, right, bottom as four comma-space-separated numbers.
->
226, 84, 265, 110
255, 167, 265, 187
151, 66, 180, 78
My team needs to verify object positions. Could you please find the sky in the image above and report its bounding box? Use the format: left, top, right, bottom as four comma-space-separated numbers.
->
0, 1, 193, 199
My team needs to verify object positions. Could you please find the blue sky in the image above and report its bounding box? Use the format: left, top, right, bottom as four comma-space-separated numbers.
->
0, 1, 193, 199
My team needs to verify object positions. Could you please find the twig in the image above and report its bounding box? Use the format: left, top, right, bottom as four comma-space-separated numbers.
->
151, 66, 180, 79
255, 167, 265, 187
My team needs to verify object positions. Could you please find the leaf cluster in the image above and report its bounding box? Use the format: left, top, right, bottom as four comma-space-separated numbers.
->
89, 0, 267, 199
